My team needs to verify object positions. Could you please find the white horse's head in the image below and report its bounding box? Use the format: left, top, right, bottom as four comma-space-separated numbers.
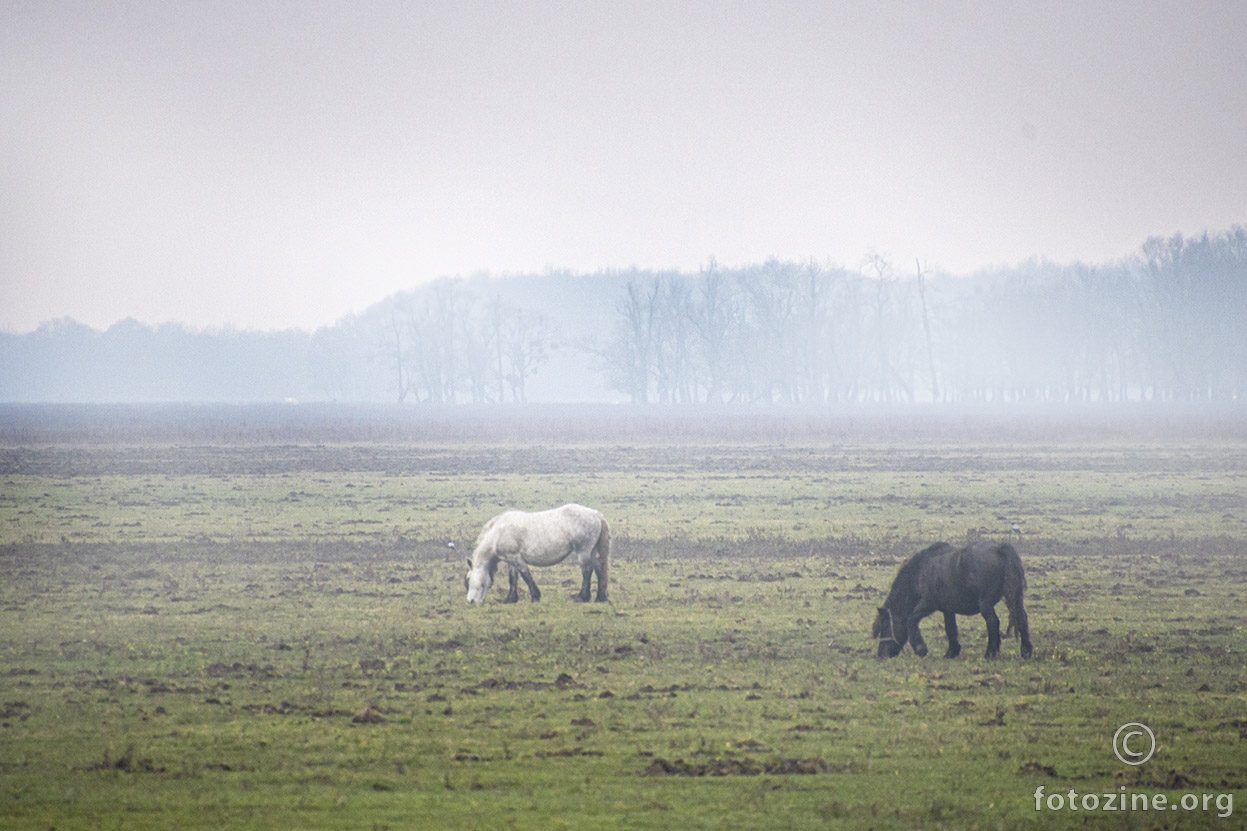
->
465, 556, 496, 604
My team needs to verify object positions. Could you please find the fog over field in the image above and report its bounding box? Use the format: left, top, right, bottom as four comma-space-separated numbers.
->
3, 230, 1246, 405
3, 3, 1245, 409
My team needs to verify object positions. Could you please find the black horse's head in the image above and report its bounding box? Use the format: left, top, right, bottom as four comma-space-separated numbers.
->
873, 605, 907, 658
871, 542, 952, 658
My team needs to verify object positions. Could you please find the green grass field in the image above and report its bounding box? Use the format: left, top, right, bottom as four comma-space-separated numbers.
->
2, 426, 1245, 829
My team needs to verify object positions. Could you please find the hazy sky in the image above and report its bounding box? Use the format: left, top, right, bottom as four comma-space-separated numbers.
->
3, 1, 1245, 333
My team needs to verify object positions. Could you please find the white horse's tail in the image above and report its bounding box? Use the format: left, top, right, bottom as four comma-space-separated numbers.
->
594, 514, 611, 598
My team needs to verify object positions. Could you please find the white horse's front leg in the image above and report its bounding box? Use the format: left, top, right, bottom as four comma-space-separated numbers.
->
502, 562, 521, 603
515, 561, 541, 601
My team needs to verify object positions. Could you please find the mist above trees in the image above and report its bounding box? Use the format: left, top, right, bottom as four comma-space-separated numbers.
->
2, 227, 1244, 405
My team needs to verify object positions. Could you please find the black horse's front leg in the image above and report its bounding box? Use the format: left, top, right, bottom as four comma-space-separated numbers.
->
980, 601, 1002, 657
942, 611, 961, 659
907, 598, 937, 657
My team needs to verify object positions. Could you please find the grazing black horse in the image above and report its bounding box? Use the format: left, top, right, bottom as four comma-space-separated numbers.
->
872, 541, 1033, 659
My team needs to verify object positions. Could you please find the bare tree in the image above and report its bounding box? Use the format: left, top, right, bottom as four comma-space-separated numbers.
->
863, 251, 895, 402
794, 258, 837, 402
500, 307, 552, 404
651, 275, 698, 403
734, 260, 791, 402
427, 278, 472, 403
602, 278, 661, 403
381, 298, 416, 403
915, 259, 940, 401
459, 302, 495, 403
689, 257, 737, 404
487, 295, 508, 403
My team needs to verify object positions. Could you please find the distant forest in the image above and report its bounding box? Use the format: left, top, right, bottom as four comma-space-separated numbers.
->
2, 227, 1244, 405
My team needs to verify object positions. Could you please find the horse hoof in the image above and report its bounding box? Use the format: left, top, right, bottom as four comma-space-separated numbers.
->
502, 596, 519, 604
593, 595, 608, 603
1021, 643, 1034, 658
913, 645, 928, 657
943, 650, 960, 659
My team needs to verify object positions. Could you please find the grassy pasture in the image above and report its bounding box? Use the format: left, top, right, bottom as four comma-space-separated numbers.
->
1, 425, 1246, 829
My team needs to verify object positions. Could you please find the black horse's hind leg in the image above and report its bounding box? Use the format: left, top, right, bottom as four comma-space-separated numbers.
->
516, 563, 541, 601
1007, 600, 1034, 658
502, 566, 521, 603
942, 611, 961, 659
980, 601, 1002, 658
1017, 612, 1033, 658
907, 598, 937, 657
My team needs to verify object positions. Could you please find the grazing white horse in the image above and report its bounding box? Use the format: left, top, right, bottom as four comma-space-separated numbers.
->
465, 504, 611, 604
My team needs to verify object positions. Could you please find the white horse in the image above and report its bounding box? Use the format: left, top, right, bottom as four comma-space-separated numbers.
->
465, 504, 611, 604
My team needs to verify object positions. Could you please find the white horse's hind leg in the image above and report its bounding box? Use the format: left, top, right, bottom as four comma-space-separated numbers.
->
568, 538, 599, 602
592, 515, 610, 602
592, 556, 608, 602
571, 517, 610, 603
574, 550, 608, 602
574, 559, 594, 602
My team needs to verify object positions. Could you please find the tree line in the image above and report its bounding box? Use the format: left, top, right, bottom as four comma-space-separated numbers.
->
2, 227, 1243, 404
312, 278, 554, 404
599, 228, 1247, 404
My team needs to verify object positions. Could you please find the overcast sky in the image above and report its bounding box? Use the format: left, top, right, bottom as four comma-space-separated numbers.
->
2, 1, 1244, 333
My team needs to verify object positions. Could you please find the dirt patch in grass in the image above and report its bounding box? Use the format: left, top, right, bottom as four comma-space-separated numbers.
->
641, 756, 836, 776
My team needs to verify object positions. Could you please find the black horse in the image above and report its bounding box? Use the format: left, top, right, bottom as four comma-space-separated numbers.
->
872, 541, 1033, 659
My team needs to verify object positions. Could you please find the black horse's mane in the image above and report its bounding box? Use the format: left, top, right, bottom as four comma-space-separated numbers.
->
883, 542, 952, 607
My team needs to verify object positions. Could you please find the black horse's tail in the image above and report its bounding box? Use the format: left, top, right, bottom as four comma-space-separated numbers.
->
1000, 542, 1033, 656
